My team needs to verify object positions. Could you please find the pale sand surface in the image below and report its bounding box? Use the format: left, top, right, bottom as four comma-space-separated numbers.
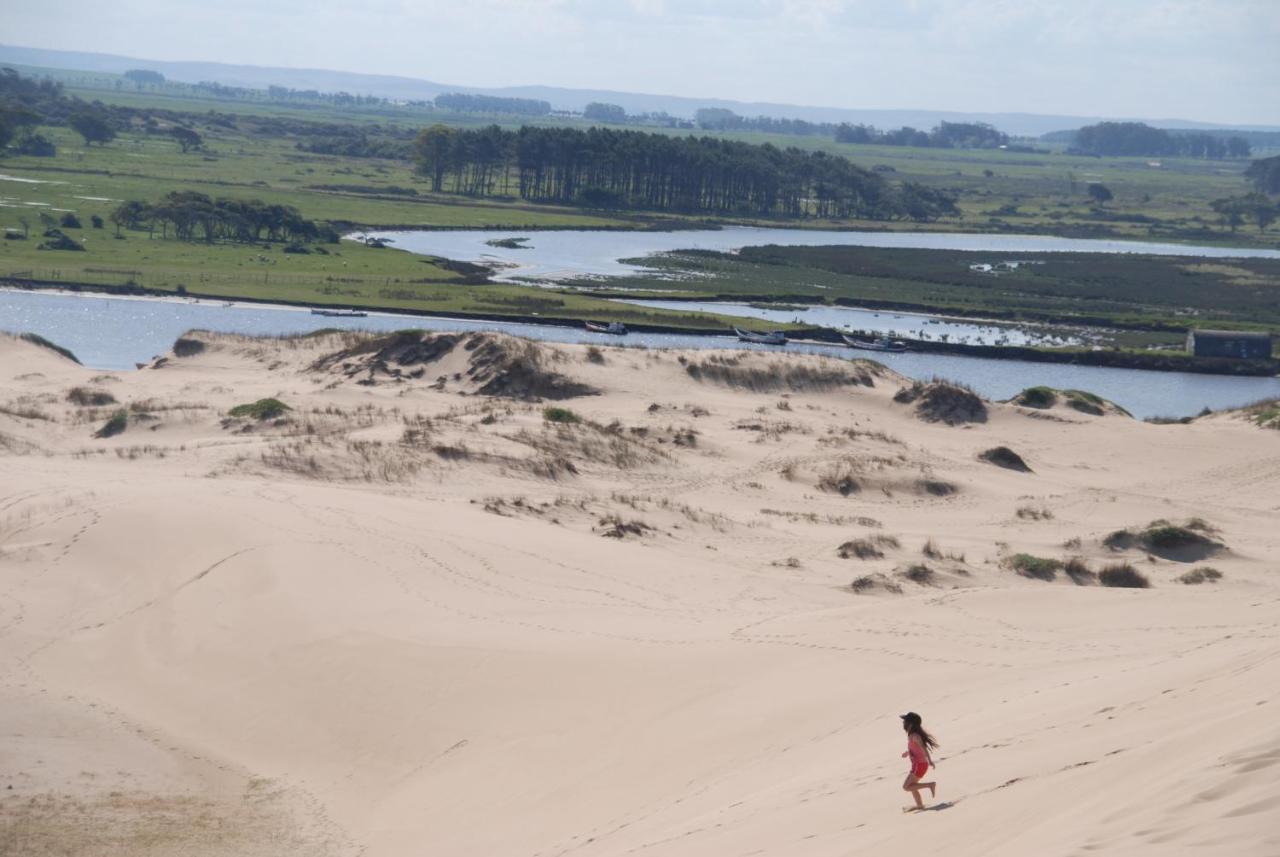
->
1, 330, 1278, 856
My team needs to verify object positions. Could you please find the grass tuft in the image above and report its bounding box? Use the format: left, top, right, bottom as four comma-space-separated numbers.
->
543, 406, 581, 424
1099, 563, 1151, 588
1177, 566, 1223, 584
228, 398, 291, 420
1007, 553, 1062, 581
94, 409, 128, 438
67, 386, 117, 407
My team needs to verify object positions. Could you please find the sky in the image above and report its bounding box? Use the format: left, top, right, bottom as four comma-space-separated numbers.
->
5, 0, 1280, 125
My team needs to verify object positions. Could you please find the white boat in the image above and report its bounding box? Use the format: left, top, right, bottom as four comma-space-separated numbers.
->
735, 327, 787, 345
585, 321, 628, 335
311, 308, 368, 318
842, 334, 908, 352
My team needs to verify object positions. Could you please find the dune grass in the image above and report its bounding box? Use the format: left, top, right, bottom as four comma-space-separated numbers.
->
228, 398, 291, 420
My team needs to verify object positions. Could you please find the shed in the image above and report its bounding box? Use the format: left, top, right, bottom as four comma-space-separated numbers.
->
1185, 329, 1272, 359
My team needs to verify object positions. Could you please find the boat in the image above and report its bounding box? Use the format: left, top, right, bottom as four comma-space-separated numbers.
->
311, 308, 368, 318
585, 321, 628, 335
734, 327, 787, 346
842, 334, 908, 352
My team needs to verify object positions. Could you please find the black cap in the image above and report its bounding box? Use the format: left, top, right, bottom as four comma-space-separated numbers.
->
900, 711, 921, 725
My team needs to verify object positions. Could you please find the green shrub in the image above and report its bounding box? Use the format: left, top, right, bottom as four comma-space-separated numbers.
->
1008, 553, 1061, 581
228, 398, 291, 420
543, 406, 581, 424
1099, 563, 1150, 588
1015, 386, 1058, 409
94, 409, 128, 438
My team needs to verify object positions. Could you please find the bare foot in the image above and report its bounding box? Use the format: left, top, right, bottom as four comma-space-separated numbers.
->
903, 806, 922, 813
928, 784, 936, 798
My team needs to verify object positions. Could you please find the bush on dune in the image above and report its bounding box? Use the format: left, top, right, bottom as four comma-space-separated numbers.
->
228, 398, 291, 421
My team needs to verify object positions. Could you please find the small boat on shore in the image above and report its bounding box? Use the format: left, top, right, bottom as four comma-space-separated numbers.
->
585, 321, 628, 335
735, 327, 787, 346
842, 334, 908, 352
311, 308, 368, 318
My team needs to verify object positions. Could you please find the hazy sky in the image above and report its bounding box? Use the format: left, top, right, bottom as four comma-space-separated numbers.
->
7, 0, 1279, 125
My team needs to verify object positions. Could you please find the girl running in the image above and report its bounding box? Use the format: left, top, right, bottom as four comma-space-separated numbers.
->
900, 711, 938, 811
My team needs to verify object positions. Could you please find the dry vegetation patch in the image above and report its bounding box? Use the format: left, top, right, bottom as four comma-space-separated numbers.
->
849, 573, 903, 595
837, 534, 901, 559
1178, 566, 1223, 584
682, 353, 875, 393
311, 331, 599, 400
1099, 563, 1151, 588
894, 380, 987, 425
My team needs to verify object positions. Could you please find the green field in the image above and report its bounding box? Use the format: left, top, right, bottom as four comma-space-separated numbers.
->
2, 67, 1277, 340
565, 246, 1280, 346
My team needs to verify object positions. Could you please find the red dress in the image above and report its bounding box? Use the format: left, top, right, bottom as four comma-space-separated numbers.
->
908, 737, 929, 778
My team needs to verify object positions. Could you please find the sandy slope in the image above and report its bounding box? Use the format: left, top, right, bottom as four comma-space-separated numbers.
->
1, 330, 1277, 856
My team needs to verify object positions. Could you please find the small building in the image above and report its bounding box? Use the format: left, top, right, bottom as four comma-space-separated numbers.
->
1185, 329, 1273, 359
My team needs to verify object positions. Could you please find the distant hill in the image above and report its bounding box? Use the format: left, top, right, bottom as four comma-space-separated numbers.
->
3, 43, 1278, 138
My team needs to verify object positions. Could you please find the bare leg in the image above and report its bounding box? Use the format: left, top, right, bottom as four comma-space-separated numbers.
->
919, 781, 936, 798
903, 774, 925, 810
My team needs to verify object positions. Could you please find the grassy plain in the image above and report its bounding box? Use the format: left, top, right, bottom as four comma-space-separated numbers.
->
1, 70, 1276, 338
570, 246, 1280, 343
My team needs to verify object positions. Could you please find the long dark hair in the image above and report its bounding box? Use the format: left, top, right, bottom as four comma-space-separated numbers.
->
902, 713, 939, 750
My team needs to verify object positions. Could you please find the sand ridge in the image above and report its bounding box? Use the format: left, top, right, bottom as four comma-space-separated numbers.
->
1, 329, 1278, 855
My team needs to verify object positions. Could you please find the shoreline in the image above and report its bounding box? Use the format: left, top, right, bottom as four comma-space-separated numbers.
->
5, 279, 1277, 377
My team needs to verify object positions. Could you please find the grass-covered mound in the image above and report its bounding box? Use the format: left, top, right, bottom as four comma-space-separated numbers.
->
14, 333, 81, 364
1241, 398, 1280, 429
228, 398, 291, 421
682, 353, 876, 393
979, 445, 1031, 472
894, 380, 987, 425
1104, 518, 1223, 561
312, 331, 600, 400
1012, 386, 1131, 417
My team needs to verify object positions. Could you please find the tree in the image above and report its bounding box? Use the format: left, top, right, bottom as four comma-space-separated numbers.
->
413, 125, 456, 192
1210, 197, 1246, 232
69, 110, 115, 146
0, 103, 41, 149
123, 69, 165, 89
1245, 155, 1280, 196
1087, 183, 1113, 206
169, 126, 203, 153
583, 102, 627, 124
1242, 193, 1277, 232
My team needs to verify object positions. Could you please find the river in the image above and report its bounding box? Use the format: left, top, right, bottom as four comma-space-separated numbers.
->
363, 226, 1280, 283
4, 289, 1276, 420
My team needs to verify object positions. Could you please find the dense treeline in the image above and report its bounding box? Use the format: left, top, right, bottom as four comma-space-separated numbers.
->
110, 192, 338, 244
434, 93, 551, 116
413, 124, 959, 220
1054, 122, 1250, 158
835, 121, 1008, 149
695, 108, 836, 137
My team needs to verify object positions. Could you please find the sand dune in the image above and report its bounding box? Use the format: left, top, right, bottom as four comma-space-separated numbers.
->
1, 330, 1278, 856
